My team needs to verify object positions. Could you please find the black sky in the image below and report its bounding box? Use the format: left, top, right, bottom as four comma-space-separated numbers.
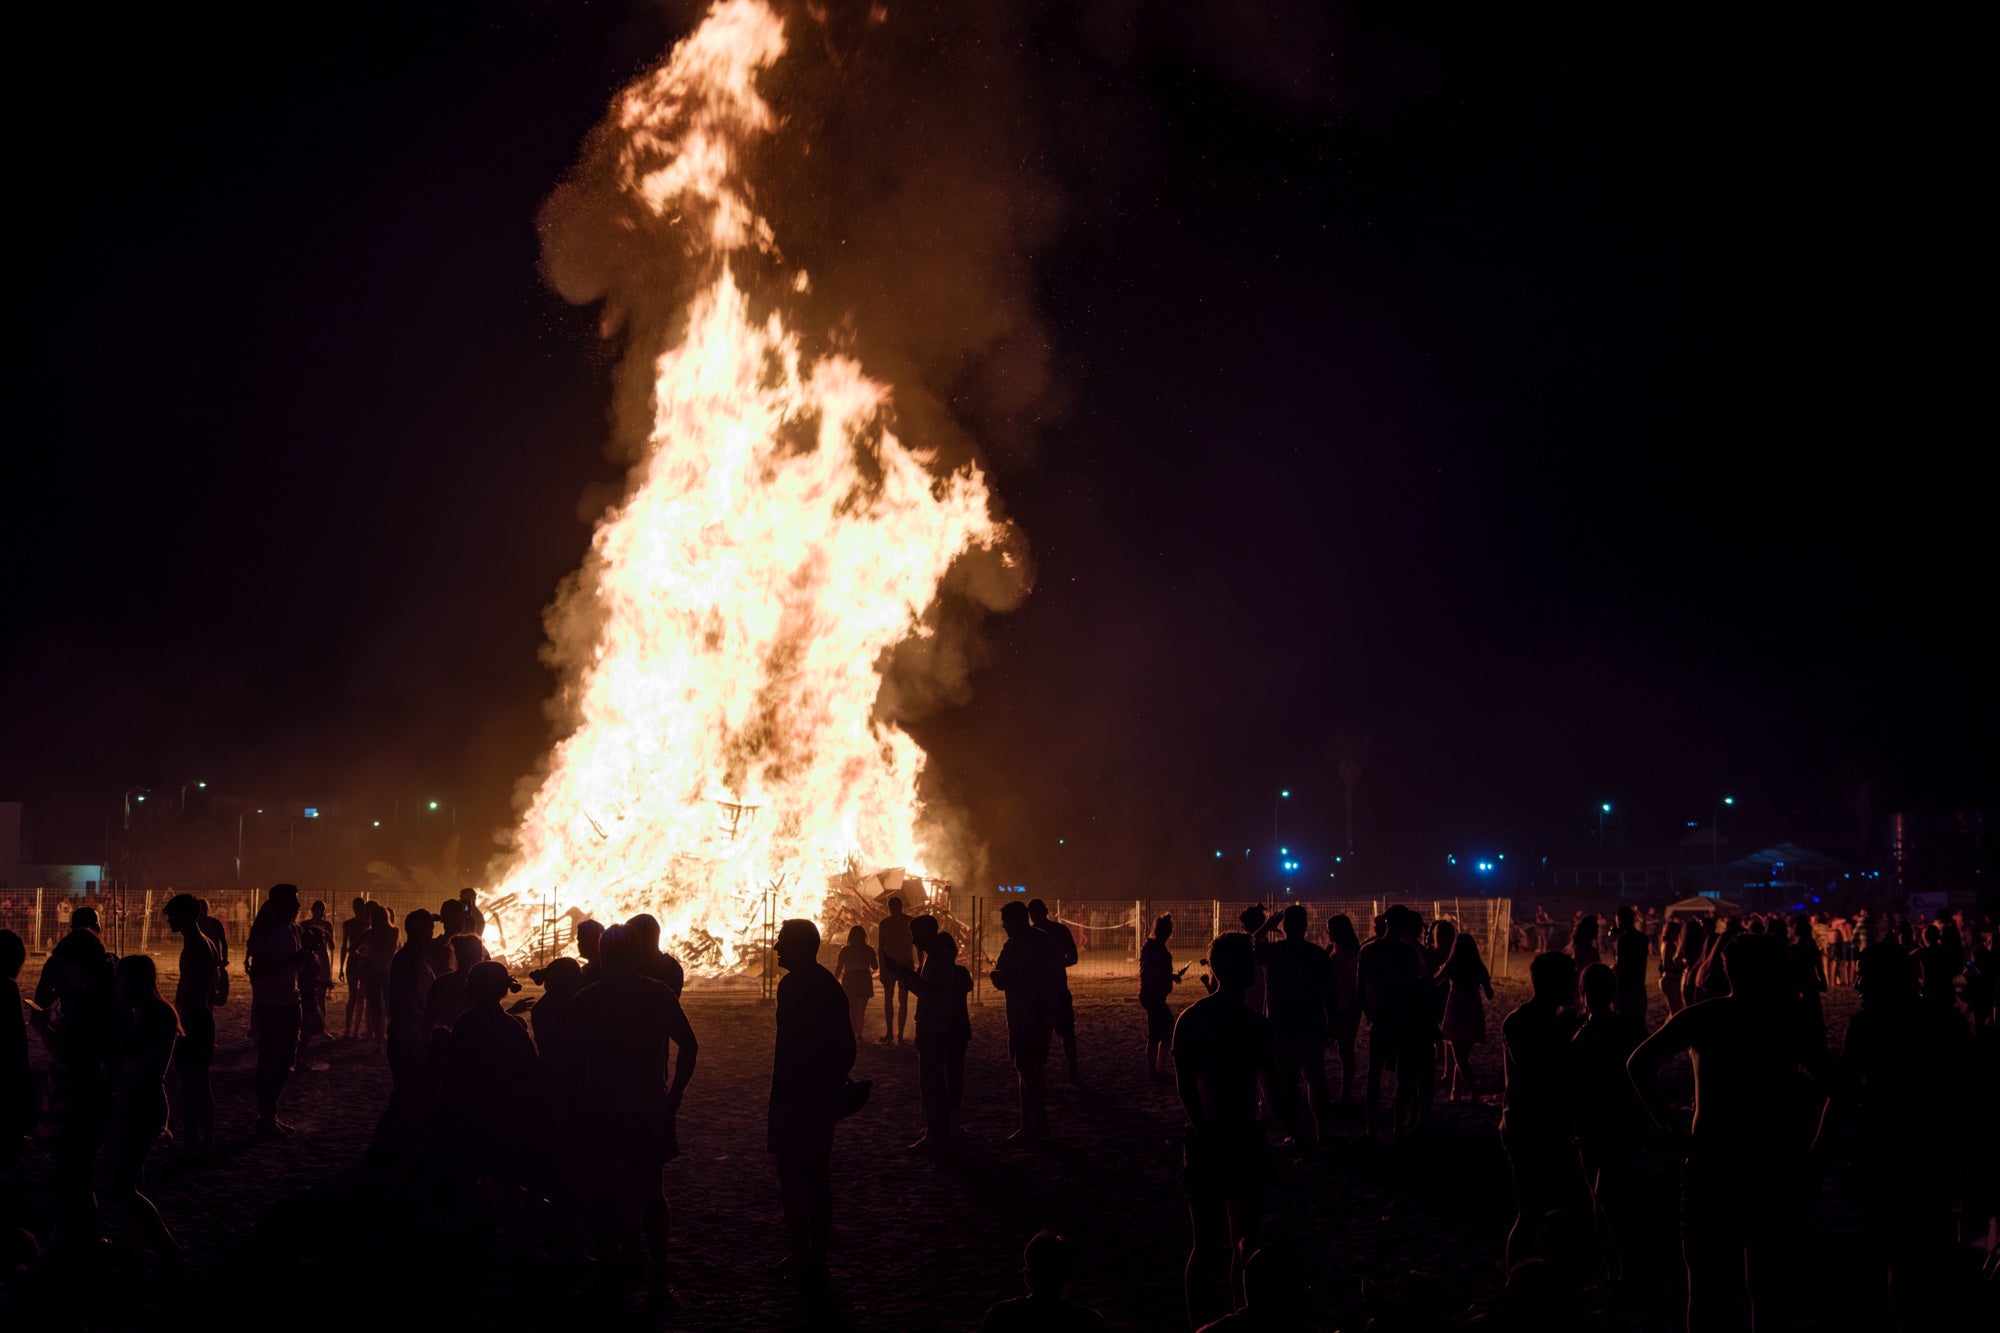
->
4, 2, 1988, 886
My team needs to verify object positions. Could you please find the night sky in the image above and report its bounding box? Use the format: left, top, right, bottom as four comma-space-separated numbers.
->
5, 2, 1987, 888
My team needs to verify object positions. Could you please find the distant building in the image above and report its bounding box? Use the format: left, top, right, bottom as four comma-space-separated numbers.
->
0, 800, 105, 895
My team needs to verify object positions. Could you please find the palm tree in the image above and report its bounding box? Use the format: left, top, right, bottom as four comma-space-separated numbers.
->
1325, 731, 1370, 858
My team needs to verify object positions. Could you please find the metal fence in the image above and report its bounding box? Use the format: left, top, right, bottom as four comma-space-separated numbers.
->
953, 894, 1514, 998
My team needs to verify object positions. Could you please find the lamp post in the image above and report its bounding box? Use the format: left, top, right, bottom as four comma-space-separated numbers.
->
1711, 795, 1735, 868
178, 779, 207, 813
1598, 802, 1611, 848
428, 799, 457, 829
1272, 788, 1289, 864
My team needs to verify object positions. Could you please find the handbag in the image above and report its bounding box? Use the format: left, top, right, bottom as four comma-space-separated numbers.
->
836, 1077, 872, 1120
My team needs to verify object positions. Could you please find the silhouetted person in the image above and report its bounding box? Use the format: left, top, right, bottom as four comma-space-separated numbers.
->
1195, 1242, 1309, 1332
876, 896, 915, 1044
427, 905, 461, 975
358, 902, 395, 1044
1966, 936, 1998, 1030
834, 924, 876, 1041
1572, 963, 1644, 1282
1237, 905, 1270, 1015
911, 910, 940, 962
1788, 913, 1828, 1053
1689, 915, 1739, 1003
339, 896, 367, 1038
1358, 905, 1431, 1137
458, 886, 485, 942
1630, 932, 1819, 1333
105, 954, 181, 1256
30, 908, 115, 1245
1324, 914, 1363, 1105
246, 886, 306, 1138
528, 956, 585, 1069
573, 923, 698, 1301
1570, 915, 1600, 969
197, 896, 229, 973
625, 912, 685, 998
575, 917, 604, 984
290, 902, 329, 1068
424, 934, 486, 1030
1252, 904, 1335, 1139
1437, 932, 1494, 1103
0, 931, 30, 1171
1917, 922, 1960, 1008
1825, 942, 1973, 1331
989, 899, 1060, 1140
1659, 919, 1687, 1014
527, 954, 589, 1259
768, 919, 853, 1283
438, 961, 540, 1255
1029, 898, 1083, 1085
1500, 951, 1582, 1270
1175, 931, 1299, 1330
162, 895, 219, 1156
882, 930, 972, 1154
1140, 913, 1187, 1079
1611, 905, 1649, 1022
981, 1228, 1110, 1332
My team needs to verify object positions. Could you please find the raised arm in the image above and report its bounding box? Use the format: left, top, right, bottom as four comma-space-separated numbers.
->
882, 952, 937, 997
1626, 1005, 1699, 1135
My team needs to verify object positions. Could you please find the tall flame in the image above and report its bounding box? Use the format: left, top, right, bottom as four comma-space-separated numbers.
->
488, 0, 1011, 973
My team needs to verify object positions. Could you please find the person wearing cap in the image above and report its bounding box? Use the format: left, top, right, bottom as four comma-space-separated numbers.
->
437, 960, 539, 1247
1357, 905, 1430, 1138
572, 923, 699, 1305
386, 909, 439, 1089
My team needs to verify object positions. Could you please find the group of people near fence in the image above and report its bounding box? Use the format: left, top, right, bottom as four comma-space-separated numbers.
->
1129, 896, 2000, 1330
6, 881, 1999, 1330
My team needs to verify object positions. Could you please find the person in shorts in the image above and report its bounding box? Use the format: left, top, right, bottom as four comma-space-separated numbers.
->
1139, 913, 1184, 1079
1173, 931, 1298, 1329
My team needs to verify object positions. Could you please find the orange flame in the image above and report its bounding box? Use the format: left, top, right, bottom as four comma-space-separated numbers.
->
487, 0, 1012, 974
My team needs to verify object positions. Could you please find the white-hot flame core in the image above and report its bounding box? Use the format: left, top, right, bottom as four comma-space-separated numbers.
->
487, 0, 1005, 973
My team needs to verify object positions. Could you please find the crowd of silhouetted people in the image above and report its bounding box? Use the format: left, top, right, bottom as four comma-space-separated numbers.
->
5, 885, 1997, 1329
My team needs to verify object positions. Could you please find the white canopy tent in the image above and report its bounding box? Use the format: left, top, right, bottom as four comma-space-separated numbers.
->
1663, 895, 1744, 919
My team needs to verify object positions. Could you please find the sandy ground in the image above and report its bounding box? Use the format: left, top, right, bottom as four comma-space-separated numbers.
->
3, 959, 1886, 1331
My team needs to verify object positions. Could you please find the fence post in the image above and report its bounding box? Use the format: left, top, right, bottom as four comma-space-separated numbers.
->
141, 890, 154, 952
31, 887, 43, 954
1211, 900, 1222, 945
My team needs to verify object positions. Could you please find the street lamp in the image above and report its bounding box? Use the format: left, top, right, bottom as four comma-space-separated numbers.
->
1272, 788, 1290, 858
1711, 796, 1735, 867
179, 780, 208, 812
1597, 802, 1611, 847
427, 799, 457, 829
